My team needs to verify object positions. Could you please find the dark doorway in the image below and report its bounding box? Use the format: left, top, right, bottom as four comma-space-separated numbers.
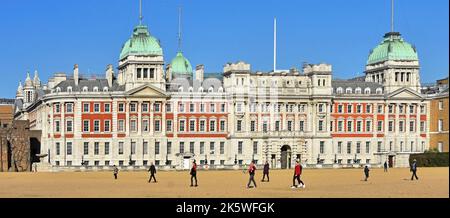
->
388, 155, 394, 168
281, 145, 292, 169
30, 137, 41, 163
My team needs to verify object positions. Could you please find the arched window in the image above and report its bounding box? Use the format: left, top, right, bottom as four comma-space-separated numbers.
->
56, 87, 61, 93
208, 87, 214, 93
67, 86, 72, 93
346, 87, 352, 94
93, 86, 99, 92
376, 88, 383, 95
82, 86, 88, 92
178, 86, 184, 92
188, 87, 193, 92
198, 87, 204, 92
364, 88, 371, 95
336, 87, 343, 94
103, 87, 109, 92
355, 87, 362, 94
322, 79, 326, 86
218, 87, 224, 93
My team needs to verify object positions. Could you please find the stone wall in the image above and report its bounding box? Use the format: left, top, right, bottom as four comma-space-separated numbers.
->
0, 120, 31, 172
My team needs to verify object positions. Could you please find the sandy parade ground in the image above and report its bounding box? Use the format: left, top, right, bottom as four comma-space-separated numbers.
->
0, 167, 448, 198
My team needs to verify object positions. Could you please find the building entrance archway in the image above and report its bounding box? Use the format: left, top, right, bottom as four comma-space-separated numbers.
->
281, 145, 292, 169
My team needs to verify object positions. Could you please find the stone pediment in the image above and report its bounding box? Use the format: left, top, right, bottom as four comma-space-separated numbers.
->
126, 84, 168, 98
387, 87, 423, 100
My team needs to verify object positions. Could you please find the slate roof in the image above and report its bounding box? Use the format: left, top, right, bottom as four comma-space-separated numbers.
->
55, 79, 125, 92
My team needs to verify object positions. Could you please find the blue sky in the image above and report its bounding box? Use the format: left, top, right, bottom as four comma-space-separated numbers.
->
0, 0, 448, 98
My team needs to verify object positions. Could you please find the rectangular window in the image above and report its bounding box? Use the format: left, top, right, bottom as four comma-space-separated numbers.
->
288, 120, 294, 131
155, 142, 160, 155
220, 120, 226, 132
94, 142, 99, 155
221, 103, 226, 112
66, 103, 73, 113
210, 103, 216, 113
438, 119, 444, 132
190, 142, 195, 154
220, 142, 225, 154
118, 120, 125, 132
131, 142, 136, 155
118, 103, 125, 112
200, 142, 205, 154
83, 103, 90, 113
250, 120, 256, 132
253, 141, 258, 154
154, 103, 161, 112
366, 120, 371, 132
319, 141, 325, 154
166, 120, 173, 132
388, 121, 394, 132
356, 121, 362, 132
56, 142, 60, 155
366, 105, 371, 113
55, 104, 60, 113
167, 142, 172, 154
347, 104, 352, 113
347, 121, 353, 132
377, 121, 383, 132
55, 120, 60, 132
338, 121, 343, 132
318, 120, 323, 131
83, 120, 89, 132
189, 120, 196, 132
179, 103, 185, 112
118, 142, 124, 155
210, 142, 215, 154
179, 142, 185, 154
179, 120, 185, 132
399, 121, 404, 132
94, 120, 100, 132
199, 120, 206, 132
299, 121, 304, 132
67, 142, 72, 155
209, 120, 216, 132
377, 141, 382, 152
263, 121, 268, 132
154, 120, 161, 132
142, 119, 149, 132
143, 141, 148, 155
83, 142, 89, 155
377, 105, 383, 113
237, 120, 243, 132
137, 68, 142, 79
365, 141, 370, 154
409, 121, 415, 132
166, 103, 172, 112
356, 105, 362, 113
104, 103, 111, 112
104, 120, 110, 132
66, 120, 73, 132
238, 141, 243, 154
409, 105, 415, 113
150, 68, 155, 79
130, 120, 137, 132
337, 142, 342, 154
200, 103, 205, 112
356, 142, 361, 154
338, 105, 343, 113
420, 121, 425, 132
94, 103, 100, 113
347, 142, 351, 154
439, 101, 444, 110
130, 103, 137, 112
105, 142, 110, 155
142, 103, 148, 112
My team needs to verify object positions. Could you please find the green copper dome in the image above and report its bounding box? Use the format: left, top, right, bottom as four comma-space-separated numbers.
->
367, 32, 418, 65
170, 52, 193, 78
120, 25, 163, 59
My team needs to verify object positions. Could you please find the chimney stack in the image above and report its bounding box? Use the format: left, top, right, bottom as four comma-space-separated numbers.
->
106, 64, 114, 87
195, 64, 204, 82
73, 64, 79, 86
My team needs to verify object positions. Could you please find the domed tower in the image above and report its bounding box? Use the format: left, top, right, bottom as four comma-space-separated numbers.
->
23, 72, 35, 104
118, 0, 165, 91
16, 81, 24, 100
364, 1, 420, 94
365, 32, 420, 93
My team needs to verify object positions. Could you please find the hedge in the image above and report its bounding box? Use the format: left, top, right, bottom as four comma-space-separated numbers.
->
409, 152, 449, 167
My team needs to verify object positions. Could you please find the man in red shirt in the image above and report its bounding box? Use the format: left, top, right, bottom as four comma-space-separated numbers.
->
190, 160, 198, 187
292, 160, 305, 188
247, 160, 257, 188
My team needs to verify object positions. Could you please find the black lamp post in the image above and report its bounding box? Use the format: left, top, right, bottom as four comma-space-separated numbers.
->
234, 154, 237, 165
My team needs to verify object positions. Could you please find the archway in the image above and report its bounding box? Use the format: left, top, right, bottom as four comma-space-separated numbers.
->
281, 145, 292, 169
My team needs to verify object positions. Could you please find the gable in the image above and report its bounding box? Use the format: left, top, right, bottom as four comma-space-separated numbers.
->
127, 85, 167, 98
388, 88, 423, 100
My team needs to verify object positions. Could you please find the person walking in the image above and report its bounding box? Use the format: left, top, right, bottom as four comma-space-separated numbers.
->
291, 161, 305, 188
247, 160, 257, 188
261, 161, 270, 182
190, 160, 198, 187
148, 162, 157, 183
364, 165, 370, 181
384, 161, 388, 172
410, 159, 419, 180
113, 165, 119, 180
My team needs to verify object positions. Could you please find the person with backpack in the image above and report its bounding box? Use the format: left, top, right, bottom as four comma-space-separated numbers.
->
247, 160, 257, 188
261, 161, 270, 182
291, 161, 305, 188
410, 159, 419, 181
